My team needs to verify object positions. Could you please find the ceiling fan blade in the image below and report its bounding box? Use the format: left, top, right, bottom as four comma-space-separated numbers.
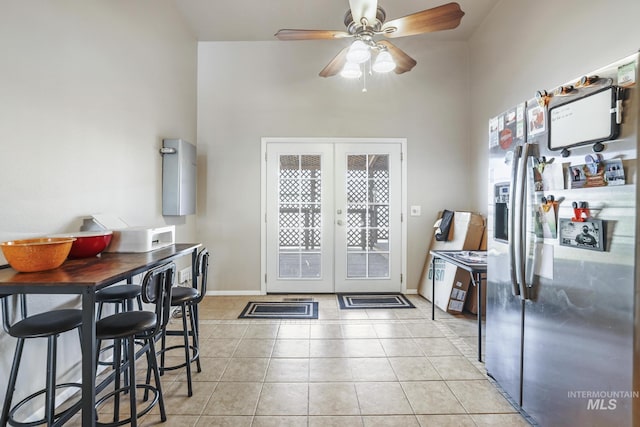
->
377, 40, 416, 74
275, 29, 352, 41
319, 47, 350, 78
349, 0, 379, 26
382, 2, 465, 38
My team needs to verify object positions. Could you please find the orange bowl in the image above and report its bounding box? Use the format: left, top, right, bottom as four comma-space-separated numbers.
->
0, 237, 76, 273
50, 231, 113, 258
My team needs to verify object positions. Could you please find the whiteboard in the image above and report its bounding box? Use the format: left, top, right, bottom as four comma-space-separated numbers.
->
549, 87, 617, 150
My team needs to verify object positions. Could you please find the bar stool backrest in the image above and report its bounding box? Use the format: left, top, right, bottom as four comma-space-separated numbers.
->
194, 249, 209, 304
141, 262, 176, 338
1, 294, 28, 334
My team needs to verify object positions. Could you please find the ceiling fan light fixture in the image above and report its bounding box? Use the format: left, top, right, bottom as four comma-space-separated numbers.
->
340, 61, 362, 79
372, 50, 395, 73
346, 39, 371, 64
275, 1, 464, 82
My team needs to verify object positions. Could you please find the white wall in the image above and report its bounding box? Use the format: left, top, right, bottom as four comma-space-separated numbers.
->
0, 0, 196, 408
197, 39, 474, 293
469, 0, 640, 214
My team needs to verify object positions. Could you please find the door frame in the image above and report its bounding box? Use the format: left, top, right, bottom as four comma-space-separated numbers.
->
260, 137, 407, 294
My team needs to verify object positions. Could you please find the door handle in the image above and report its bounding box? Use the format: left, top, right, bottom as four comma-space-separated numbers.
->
336, 220, 344, 226
514, 143, 531, 300
508, 145, 522, 297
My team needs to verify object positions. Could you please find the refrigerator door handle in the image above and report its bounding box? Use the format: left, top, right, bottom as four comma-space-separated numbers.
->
514, 143, 531, 300
508, 145, 522, 297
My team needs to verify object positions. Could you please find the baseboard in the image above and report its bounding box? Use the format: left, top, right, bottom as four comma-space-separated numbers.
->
205, 289, 418, 296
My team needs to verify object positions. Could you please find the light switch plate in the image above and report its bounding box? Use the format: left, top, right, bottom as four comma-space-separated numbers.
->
410, 205, 421, 216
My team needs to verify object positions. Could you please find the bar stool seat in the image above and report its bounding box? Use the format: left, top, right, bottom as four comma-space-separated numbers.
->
170, 286, 199, 304
1, 297, 83, 427
9, 309, 82, 338
96, 284, 142, 319
96, 284, 142, 302
95, 284, 143, 369
97, 311, 156, 338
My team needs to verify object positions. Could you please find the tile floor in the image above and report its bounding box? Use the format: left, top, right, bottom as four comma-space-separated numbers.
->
73, 294, 532, 426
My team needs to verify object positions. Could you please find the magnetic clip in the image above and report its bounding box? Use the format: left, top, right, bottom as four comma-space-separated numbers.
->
541, 195, 555, 212
572, 201, 589, 222
554, 85, 574, 96
535, 90, 552, 107
577, 75, 599, 87
535, 89, 553, 108
535, 156, 550, 174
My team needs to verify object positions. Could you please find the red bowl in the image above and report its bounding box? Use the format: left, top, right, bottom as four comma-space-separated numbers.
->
50, 231, 113, 258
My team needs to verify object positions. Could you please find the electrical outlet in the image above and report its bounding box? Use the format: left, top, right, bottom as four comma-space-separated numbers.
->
179, 267, 191, 284
410, 205, 421, 216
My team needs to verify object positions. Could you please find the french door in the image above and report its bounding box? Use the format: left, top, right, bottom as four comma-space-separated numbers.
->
263, 138, 404, 294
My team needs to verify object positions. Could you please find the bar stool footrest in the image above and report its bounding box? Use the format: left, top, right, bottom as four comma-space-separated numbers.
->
157, 344, 200, 372
95, 384, 160, 427
7, 383, 82, 427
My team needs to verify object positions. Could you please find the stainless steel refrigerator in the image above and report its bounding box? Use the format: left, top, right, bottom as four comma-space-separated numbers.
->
486, 52, 639, 427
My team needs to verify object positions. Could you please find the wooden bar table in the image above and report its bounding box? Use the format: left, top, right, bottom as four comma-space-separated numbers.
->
0, 243, 201, 426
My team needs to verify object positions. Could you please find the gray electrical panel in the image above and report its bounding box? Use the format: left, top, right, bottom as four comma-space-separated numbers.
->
162, 139, 196, 216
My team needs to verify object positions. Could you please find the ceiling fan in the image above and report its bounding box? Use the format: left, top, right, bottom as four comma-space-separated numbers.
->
274, 1, 465, 79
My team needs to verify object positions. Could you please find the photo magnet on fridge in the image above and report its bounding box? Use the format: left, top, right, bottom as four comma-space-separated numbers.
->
559, 219, 605, 251
570, 158, 625, 188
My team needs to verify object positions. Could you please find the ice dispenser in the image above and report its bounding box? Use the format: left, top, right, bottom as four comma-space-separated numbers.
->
494, 182, 510, 242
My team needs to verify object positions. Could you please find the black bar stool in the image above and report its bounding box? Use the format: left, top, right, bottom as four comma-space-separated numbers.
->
96, 284, 143, 319
159, 248, 209, 397
94, 262, 175, 427
95, 283, 143, 368
0, 295, 83, 427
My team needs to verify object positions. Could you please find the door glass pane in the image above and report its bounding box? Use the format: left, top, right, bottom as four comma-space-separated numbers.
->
347, 253, 366, 277
278, 154, 322, 279
345, 154, 390, 279
368, 253, 389, 277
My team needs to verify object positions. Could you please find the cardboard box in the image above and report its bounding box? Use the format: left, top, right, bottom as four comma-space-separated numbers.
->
464, 273, 487, 315
446, 269, 471, 313
417, 211, 485, 312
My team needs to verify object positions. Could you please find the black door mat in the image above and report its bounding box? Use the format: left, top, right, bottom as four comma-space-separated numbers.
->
238, 301, 319, 319
337, 293, 415, 309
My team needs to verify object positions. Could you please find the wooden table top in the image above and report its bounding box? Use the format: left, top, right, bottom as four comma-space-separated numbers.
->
0, 243, 200, 292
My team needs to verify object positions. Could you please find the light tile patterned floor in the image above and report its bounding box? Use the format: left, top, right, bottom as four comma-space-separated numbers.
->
70, 294, 532, 426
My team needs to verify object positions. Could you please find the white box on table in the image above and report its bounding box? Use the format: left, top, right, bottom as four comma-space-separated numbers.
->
105, 226, 175, 253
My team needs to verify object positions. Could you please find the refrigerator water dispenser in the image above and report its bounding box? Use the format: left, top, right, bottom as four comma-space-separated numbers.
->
494, 182, 510, 242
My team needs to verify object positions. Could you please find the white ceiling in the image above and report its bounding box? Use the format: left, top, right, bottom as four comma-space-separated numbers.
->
173, 0, 499, 42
